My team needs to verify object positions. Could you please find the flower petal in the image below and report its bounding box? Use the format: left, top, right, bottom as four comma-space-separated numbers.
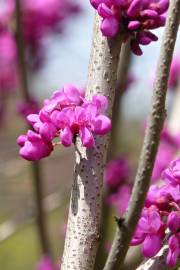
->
79, 127, 94, 148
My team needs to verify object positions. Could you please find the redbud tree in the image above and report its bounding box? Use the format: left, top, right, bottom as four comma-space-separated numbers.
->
16, 0, 180, 269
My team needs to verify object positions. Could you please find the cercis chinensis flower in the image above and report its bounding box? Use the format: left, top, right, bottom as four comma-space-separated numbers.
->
17, 85, 112, 161
90, 0, 169, 55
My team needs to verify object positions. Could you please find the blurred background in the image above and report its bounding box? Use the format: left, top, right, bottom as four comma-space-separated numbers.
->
0, 0, 180, 269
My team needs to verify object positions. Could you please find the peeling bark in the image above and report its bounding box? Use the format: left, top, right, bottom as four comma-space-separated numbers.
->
61, 14, 123, 270
103, 1, 180, 270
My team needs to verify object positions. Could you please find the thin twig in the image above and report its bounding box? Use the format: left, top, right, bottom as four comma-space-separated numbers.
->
15, 0, 50, 255
61, 14, 123, 270
104, 1, 180, 269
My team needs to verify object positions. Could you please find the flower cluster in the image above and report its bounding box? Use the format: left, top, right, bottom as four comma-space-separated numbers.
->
105, 157, 132, 215
168, 56, 180, 90
152, 126, 180, 182
17, 85, 112, 161
90, 0, 169, 55
131, 157, 180, 267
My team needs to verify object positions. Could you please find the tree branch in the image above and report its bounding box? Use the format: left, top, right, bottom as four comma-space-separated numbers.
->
103, 1, 180, 270
15, 0, 50, 255
60, 14, 123, 270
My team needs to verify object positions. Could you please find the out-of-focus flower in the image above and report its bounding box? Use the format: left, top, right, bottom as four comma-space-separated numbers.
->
168, 56, 180, 90
0, 0, 14, 30
36, 255, 58, 270
21, 0, 80, 68
107, 184, 131, 215
152, 127, 180, 182
17, 99, 39, 119
0, 30, 18, 91
90, 0, 169, 55
105, 157, 131, 189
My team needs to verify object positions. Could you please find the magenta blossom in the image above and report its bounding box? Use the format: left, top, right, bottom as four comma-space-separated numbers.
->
36, 255, 58, 270
17, 85, 111, 161
90, 0, 169, 55
0, 0, 14, 29
167, 211, 180, 233
162, 158, 180, 186
107, 184, 131, 215
21, 0, 80, 68
131, 207, 165, 257
152, 143, 175, 182
166, 234, 180, 268
168, 56, 180, 90
132, 156, 180, 267
17, 130, 53, 161
17, 99, 39, 119
0, 30, 18, 91
105, 157, 131, 189
152, 126, 180, 182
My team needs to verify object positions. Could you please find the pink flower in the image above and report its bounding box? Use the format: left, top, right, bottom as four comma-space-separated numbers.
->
162, 158, 180, 186
17, 85, 112, 161
167, 212, 180, 233
36, 255, 58, 270
152, 126, 180, 182
17, 130, 53, 161
133, 156, 180, 266
0, 0, 14, 29
21, 0, 80, 68
166, 234, 180, 267
131, 207, 165, 257
152, 143, 175, 182
90, 0, 169, 55
51, 101, 111, 148
0, 30, 18, 91
107, 184, 131, 215
145, 184, 171, 210
168, 56, 180, 90
105, 157, 131, 189
17, 99, 39, 119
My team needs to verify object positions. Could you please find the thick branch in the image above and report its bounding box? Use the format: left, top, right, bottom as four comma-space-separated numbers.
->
15, 0, 49, 255
104, 1, 180, 270
94, 42, 132, 270
60, 14, 123, 270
